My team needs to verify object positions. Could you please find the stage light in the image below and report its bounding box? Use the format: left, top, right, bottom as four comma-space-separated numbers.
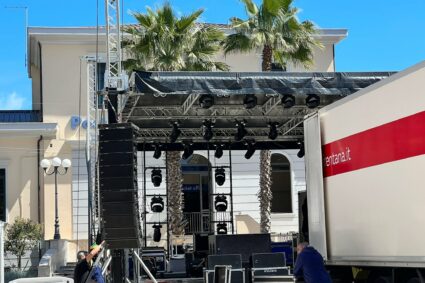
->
150, 196, 164, 213
182, 142, 194, 160
306, 94, 320, 109
243, 94, 257, 109
216, 223, 228, 235
281, 94, 295, 109
151, 168, 162, 187
297, 142, 305, 158
199, 94, 214, 109
202, 120, 214, 141
268, 122, 279, 140
234, 120, 247, 141
215, 144, 224, 159
153, 224, 162, 242
215, 167, 226, 186
170, 122, 181, 143
245, 140, 256, 159
153, 144, 162, 159
214, 195, 228, 212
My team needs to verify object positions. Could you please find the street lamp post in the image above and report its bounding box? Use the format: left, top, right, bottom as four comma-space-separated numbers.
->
40, 157, 71, 240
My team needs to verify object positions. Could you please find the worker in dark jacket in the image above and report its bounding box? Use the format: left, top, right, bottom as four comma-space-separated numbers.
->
293, 242, 332, 283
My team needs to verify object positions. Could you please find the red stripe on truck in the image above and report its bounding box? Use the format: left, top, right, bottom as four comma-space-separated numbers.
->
322, 110, 425, 177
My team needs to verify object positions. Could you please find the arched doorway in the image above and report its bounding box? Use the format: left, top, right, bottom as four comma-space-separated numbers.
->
181, 154, 212, 234
270, 153, 292, 213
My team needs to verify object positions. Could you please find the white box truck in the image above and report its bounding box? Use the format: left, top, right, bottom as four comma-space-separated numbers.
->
303, 61, 425, 283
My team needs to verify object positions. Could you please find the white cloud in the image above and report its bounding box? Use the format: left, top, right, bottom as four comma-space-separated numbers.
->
0, 92, 25, 110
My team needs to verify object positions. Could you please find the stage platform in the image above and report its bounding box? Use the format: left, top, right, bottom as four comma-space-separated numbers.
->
145, 278, 203, 283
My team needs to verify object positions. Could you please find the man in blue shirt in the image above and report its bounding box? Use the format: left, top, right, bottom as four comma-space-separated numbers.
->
293, 242, 332, 283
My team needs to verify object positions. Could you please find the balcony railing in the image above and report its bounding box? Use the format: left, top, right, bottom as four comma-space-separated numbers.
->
0, 110, 42, 122
184, 212, 210, 234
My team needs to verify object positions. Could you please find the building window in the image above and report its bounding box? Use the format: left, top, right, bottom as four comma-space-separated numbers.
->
0, 169, 5, 222
271, 154, 292, 213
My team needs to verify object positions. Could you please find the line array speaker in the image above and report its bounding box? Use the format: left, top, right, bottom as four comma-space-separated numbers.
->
99, 123, 142, 249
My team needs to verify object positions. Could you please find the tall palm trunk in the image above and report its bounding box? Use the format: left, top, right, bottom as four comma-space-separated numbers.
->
258, 150, 273, 233
260, 44, 273, 233
262, 44, 273, 71
166, 151, 185, 236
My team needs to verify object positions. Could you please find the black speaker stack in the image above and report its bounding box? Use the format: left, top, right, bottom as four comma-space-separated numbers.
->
99, 123, 142, 249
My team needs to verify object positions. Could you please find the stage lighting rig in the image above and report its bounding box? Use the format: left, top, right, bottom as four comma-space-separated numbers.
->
214, 195, 228, 212
150, 196, 165, 213
234, 120, 248, 141
182, 142, 194, 160
215, 167, 226, 186
268, 122, 279, 140
306, 94, 320, 109
216, 223, 228, 234
202, 120, 214, 141
199, 94, 214, 109
170, 122, 181, 143
244, 140, 256, 159
151, 168, 162, 187
243, 94, 257, 109
153, 143, 162, 159
281, 94, 295, 109
214, 144, 224, 159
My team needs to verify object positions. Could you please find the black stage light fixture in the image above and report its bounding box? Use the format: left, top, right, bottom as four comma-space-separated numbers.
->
153, 144, 162, 159
215, 144, 224, 159
234, 120, 248, 141
297, 142, 305, 158
153, 224, 162, 242
243, 94, 257, 109
215, 167, 226, 186
216, 223, 228, 235
306, 94, 320, 109
268, 122, 279, 140
245, 140, 256, 159
202, 120, 214, 141
281, 94, 295, 109
199, 94, 214, 109
214, 195, 228, 212
151, 168, 162, 187
182, 142, 194, 160
150, 196, 165, 213
170, 122, 181, 143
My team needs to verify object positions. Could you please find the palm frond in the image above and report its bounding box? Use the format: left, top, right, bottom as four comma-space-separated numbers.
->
241, 0, 259, 16
176, 9, 204, 33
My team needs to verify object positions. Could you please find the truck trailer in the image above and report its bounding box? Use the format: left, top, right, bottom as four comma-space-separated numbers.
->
303, 61, 425, 283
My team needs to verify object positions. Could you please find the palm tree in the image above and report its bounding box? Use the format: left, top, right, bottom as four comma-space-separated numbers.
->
224, 0, 321, 71
123, 3, 229, 71
225, 0, 321, 233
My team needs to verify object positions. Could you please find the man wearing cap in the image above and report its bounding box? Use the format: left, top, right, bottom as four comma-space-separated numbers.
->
73, 241, 105, 283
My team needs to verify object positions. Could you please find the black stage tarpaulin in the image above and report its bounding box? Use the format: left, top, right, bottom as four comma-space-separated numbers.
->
125, 71, 394, 144
132, 71, 394, 96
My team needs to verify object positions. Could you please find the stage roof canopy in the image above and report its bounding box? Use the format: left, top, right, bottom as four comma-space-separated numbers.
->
124, 71, 393, 148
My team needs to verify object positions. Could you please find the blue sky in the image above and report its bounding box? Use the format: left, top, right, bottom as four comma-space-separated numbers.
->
0, 0, 424, 110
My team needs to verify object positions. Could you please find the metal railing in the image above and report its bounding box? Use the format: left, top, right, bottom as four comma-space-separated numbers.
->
184, 212, 210, 234
132, 249, 158, 283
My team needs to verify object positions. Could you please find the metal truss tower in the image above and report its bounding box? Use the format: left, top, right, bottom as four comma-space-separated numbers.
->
104, 0, 128, 123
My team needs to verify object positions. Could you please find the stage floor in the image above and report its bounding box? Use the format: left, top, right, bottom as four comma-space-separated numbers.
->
145, 279, 203, 283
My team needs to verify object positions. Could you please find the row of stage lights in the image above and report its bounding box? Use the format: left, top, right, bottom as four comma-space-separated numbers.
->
151, 166, 226, 188
168, 119, 278, 144
153, 139, 257, 161
166, 93, 320, 143
153, 137, 304, 162
198, 93, 321, 110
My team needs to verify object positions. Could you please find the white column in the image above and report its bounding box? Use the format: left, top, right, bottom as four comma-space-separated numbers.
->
0, 221, 4, 283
